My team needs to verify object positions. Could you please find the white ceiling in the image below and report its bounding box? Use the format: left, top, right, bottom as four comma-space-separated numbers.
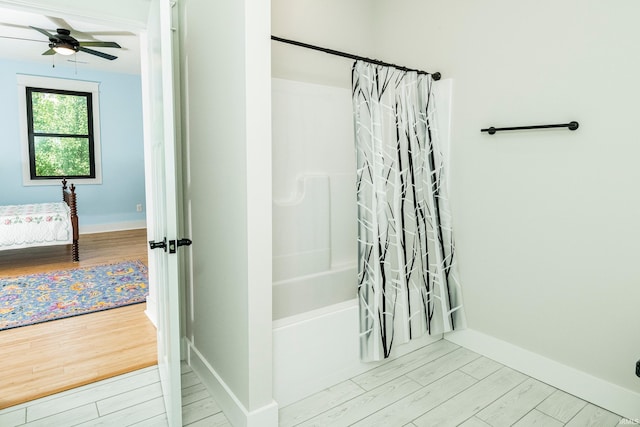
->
0, 7, 142, 75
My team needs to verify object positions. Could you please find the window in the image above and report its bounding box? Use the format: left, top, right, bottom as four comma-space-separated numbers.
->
18, 75, 102, 185
27, 88, 95, 179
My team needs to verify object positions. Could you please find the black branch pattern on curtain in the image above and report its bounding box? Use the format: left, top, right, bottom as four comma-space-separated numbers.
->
353, 60, 465, 361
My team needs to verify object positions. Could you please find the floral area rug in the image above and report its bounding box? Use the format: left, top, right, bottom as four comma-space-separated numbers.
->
0, 260, 148, 331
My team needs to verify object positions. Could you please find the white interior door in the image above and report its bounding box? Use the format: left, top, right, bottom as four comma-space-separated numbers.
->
141, 0, 182, 425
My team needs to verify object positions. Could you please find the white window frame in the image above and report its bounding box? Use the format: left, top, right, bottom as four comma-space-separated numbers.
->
17, 74, 103, 186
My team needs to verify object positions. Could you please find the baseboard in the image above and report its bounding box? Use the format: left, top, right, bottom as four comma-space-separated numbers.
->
445, 329, 640, 421
79, 220, 147, 234
144, 296, 158, 328
186, 339, 279, 427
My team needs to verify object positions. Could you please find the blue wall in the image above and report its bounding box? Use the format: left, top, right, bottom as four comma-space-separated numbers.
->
0, 58, 146, 228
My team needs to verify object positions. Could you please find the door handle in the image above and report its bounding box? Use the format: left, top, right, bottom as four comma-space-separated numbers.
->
149, 237, 167, 252
177, 238, 192, 247
169, 238, 193, 254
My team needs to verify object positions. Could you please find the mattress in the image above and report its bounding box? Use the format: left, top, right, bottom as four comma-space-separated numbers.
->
0, 202, 73, 250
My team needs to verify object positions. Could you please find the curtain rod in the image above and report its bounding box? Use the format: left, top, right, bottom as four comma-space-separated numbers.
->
271, 35, 441, 81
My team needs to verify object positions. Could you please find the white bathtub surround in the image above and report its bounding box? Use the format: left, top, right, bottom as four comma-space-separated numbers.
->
273, 264, 357, 320
272, 78, 358, 320
353, 61, 465, 361
272, 175, 331, 282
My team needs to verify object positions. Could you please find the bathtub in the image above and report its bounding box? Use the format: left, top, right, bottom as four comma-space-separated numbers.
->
272, 297, 443, 407
271, 247, 441, 407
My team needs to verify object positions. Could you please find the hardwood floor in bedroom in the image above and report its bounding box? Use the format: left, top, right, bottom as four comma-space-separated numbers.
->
0, 229, 157, 410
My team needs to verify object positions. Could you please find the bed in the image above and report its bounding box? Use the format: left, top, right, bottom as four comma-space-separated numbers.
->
0, 179, 79, 262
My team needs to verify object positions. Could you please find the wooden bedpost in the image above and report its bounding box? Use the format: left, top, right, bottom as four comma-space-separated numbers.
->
62, 179, 80, 262
70, 183, 79, 262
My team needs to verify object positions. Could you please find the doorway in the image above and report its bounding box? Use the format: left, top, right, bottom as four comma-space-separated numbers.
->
0, 1, 168, 407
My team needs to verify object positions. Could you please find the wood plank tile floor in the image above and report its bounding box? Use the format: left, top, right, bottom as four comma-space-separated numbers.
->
0, 363, 230, 427
1, 338, 635, 426
281, 340, 631, 427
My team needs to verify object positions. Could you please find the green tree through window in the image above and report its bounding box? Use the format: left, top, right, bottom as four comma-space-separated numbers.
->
27, 87, 95, 179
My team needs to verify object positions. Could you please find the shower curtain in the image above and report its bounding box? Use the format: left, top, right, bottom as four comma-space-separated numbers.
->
352, 60, 465, 361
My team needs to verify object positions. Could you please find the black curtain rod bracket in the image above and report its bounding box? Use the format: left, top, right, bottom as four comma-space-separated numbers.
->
271, 35, 441, 81
481, 121, 579, 135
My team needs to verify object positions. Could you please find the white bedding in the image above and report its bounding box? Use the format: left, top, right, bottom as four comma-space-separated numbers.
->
0, 202, 73, 250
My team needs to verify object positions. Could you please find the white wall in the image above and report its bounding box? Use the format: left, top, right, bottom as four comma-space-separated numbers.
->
373, 0, 640, 397
180, 0, 275, 425
271, 0, 377, 88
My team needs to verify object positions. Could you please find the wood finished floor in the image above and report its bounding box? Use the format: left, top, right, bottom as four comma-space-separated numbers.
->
0, 229, 157, 410
0, 339, 632, 426
0, 228, 150, 274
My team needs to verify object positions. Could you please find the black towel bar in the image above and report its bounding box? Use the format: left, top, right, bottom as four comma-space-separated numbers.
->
481, 121, 579, 135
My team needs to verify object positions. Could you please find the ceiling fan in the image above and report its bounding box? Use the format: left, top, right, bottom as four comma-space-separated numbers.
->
30, 26, 121, 61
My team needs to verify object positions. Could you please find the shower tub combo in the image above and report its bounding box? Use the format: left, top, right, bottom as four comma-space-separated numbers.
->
270, 78, 449, 405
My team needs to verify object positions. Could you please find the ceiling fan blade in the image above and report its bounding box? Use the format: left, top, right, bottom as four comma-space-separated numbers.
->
42, 48, 56, 55
0, 22, 32, 30
30, 26, 55, 39
45, 16, 135, 38
45, 16, 95, 40
46, 16, 70, 28
79, 41, 121, 48
78, 46, 117, 61
0, 35, 47, 43
79, 30, 136, 36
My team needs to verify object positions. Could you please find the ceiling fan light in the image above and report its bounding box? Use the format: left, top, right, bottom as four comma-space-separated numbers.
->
52, 43, 76, 56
